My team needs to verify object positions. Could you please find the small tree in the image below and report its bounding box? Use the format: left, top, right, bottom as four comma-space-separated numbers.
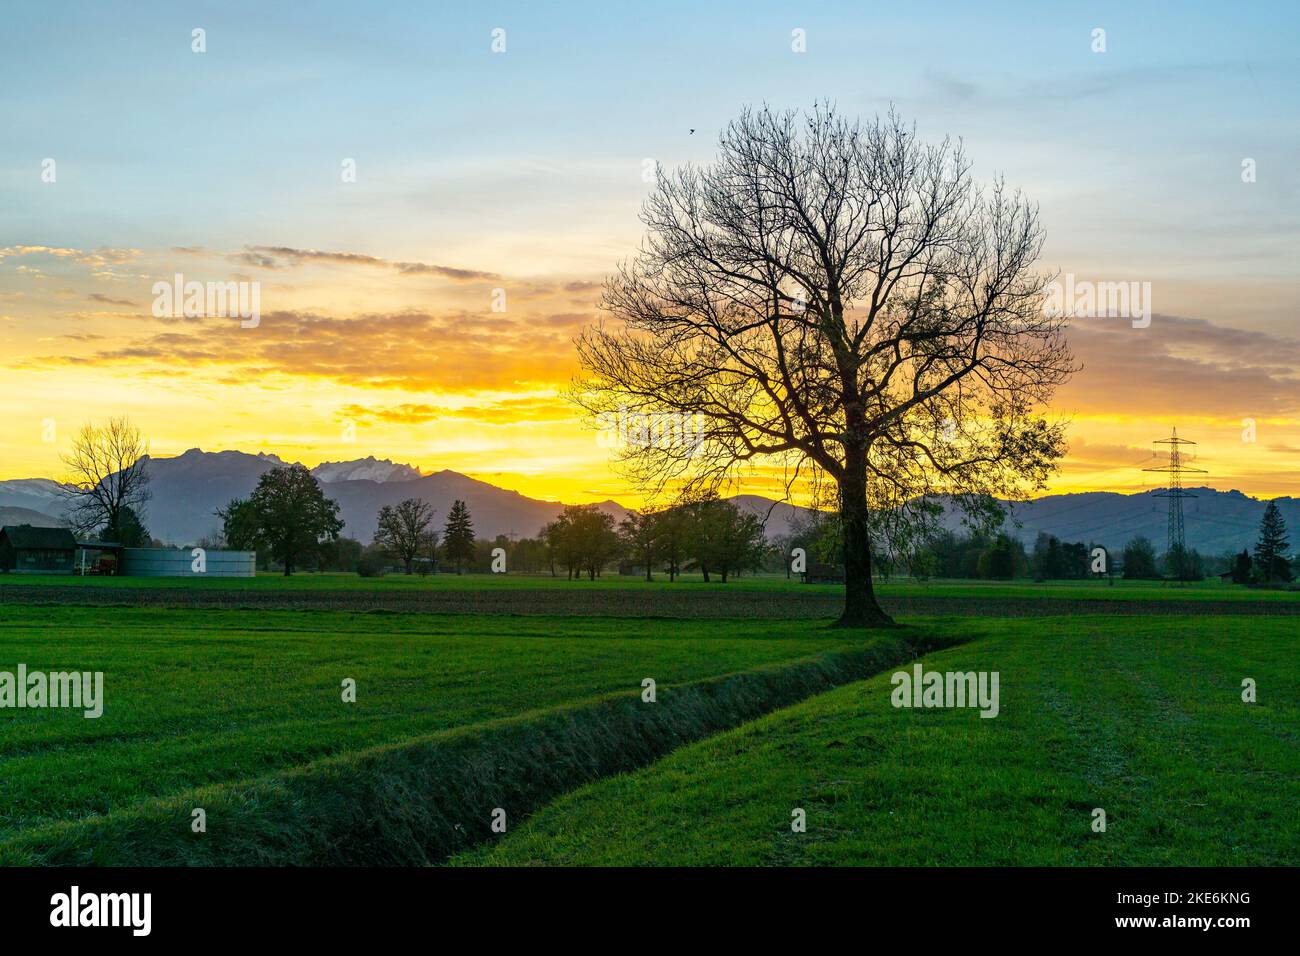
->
320, 537, 364, 573
1122, 536, 1159, 580
1163, 544, 1204, 582
1231, 549, 1253, 585
60, 417, 152, 540
580, 509, 623, 580
219, 464, 342, 575
1253, 501, 1292, 583
977, 534, 1017, 580
356, 544, 388, 578
102, 506, 151, 547
541, 516, 573, 578
510, 537, 547, 574
374, 498, 437, 574
685, 497, 766, 583
441, 499, 476, 573
548, 505, 621, 580
654, 507, 690, 581
217, 498, 260, 550
619, 510, 662, 581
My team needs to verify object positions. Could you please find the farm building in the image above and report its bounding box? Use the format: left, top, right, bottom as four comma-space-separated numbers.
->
0, 525, 78, 574
120, 548, 256, 577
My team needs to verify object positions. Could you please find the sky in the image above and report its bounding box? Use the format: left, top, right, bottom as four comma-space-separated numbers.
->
2, 0, 1297, 504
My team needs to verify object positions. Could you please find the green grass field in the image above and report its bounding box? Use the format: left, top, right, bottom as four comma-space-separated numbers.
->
0, 605, 879, 839
0, 576, 1294, 865
460, 615, 1298, 866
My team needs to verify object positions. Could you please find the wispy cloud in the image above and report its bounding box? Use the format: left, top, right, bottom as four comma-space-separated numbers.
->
88, 292, 138, 307
231, 245, 499, 281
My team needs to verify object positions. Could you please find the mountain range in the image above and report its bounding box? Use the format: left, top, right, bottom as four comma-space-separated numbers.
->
0, 449, 1293, 557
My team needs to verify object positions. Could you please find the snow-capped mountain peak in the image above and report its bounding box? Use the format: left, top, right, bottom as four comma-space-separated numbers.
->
310, 457, 423, 484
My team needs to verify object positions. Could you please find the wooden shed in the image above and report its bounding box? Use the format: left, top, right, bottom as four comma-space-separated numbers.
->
0, 525, 79, 574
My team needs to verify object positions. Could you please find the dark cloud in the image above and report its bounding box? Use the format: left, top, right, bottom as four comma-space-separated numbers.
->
88, 292, 138, 307
233, 245, 499, 281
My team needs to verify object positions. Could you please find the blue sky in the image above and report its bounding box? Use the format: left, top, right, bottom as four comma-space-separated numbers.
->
5, 0, 1296, 292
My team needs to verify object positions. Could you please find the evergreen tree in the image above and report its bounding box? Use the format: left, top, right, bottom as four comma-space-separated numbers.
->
101, 506, 151, 547
1231, 549, 1252, 585
1253, 501, 1292, 583
441, 499, 476, 573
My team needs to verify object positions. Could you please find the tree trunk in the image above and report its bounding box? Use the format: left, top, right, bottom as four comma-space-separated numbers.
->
836, 464, 894, 627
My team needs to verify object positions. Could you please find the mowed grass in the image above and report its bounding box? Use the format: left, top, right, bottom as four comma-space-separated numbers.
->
2, 571, 1296, 602
459, 615, 1299, 866
0, 604, 874, 839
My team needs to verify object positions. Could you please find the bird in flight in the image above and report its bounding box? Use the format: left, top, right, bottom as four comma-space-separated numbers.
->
689, 129, 695, 135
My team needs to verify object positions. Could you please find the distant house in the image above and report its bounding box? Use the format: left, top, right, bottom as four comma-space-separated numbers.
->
0, 525, 78, 574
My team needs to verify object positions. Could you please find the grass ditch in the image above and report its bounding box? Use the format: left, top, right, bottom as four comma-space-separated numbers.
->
0, 626, 962, 866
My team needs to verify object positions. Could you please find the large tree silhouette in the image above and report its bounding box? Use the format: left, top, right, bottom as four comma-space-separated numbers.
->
574, 105, 1074, 626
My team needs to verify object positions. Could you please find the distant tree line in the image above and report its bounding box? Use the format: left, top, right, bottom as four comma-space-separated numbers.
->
807, 500, 1294, 585
208, 462, 1295, 585
539, 497, 767, 582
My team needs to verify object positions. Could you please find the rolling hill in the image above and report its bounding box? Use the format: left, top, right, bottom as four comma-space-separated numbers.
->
0, 449, 1292, 557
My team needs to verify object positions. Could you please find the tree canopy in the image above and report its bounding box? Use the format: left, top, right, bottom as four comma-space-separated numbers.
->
574, 104, 1073, 625
374, 498, 437, 574
218, 464, 342, 576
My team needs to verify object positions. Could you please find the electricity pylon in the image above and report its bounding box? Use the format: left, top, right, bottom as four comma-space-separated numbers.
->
1144, 428, 1206, 578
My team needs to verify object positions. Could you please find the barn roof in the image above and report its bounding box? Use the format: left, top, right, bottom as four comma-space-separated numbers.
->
0, 525, 78, 550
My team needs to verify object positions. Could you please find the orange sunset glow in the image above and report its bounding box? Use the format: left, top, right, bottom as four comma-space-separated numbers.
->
1, 242, 1299, 505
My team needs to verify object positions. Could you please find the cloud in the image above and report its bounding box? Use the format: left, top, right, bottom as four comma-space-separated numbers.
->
1061, 314, 1300, 418
233, 245, 499, 281
25, 308, 580, 392
0, 246, 140, 267
340, 394, 572, 428
88, 292, 139, 307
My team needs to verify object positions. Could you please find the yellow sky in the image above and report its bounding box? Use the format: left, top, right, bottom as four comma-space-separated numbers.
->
2, 244, 1298, 505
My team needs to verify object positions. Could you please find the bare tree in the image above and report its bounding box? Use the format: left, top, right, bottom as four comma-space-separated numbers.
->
60, 417, 152, 541
374, 498, 437, 574
573, 105, 1075, 626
